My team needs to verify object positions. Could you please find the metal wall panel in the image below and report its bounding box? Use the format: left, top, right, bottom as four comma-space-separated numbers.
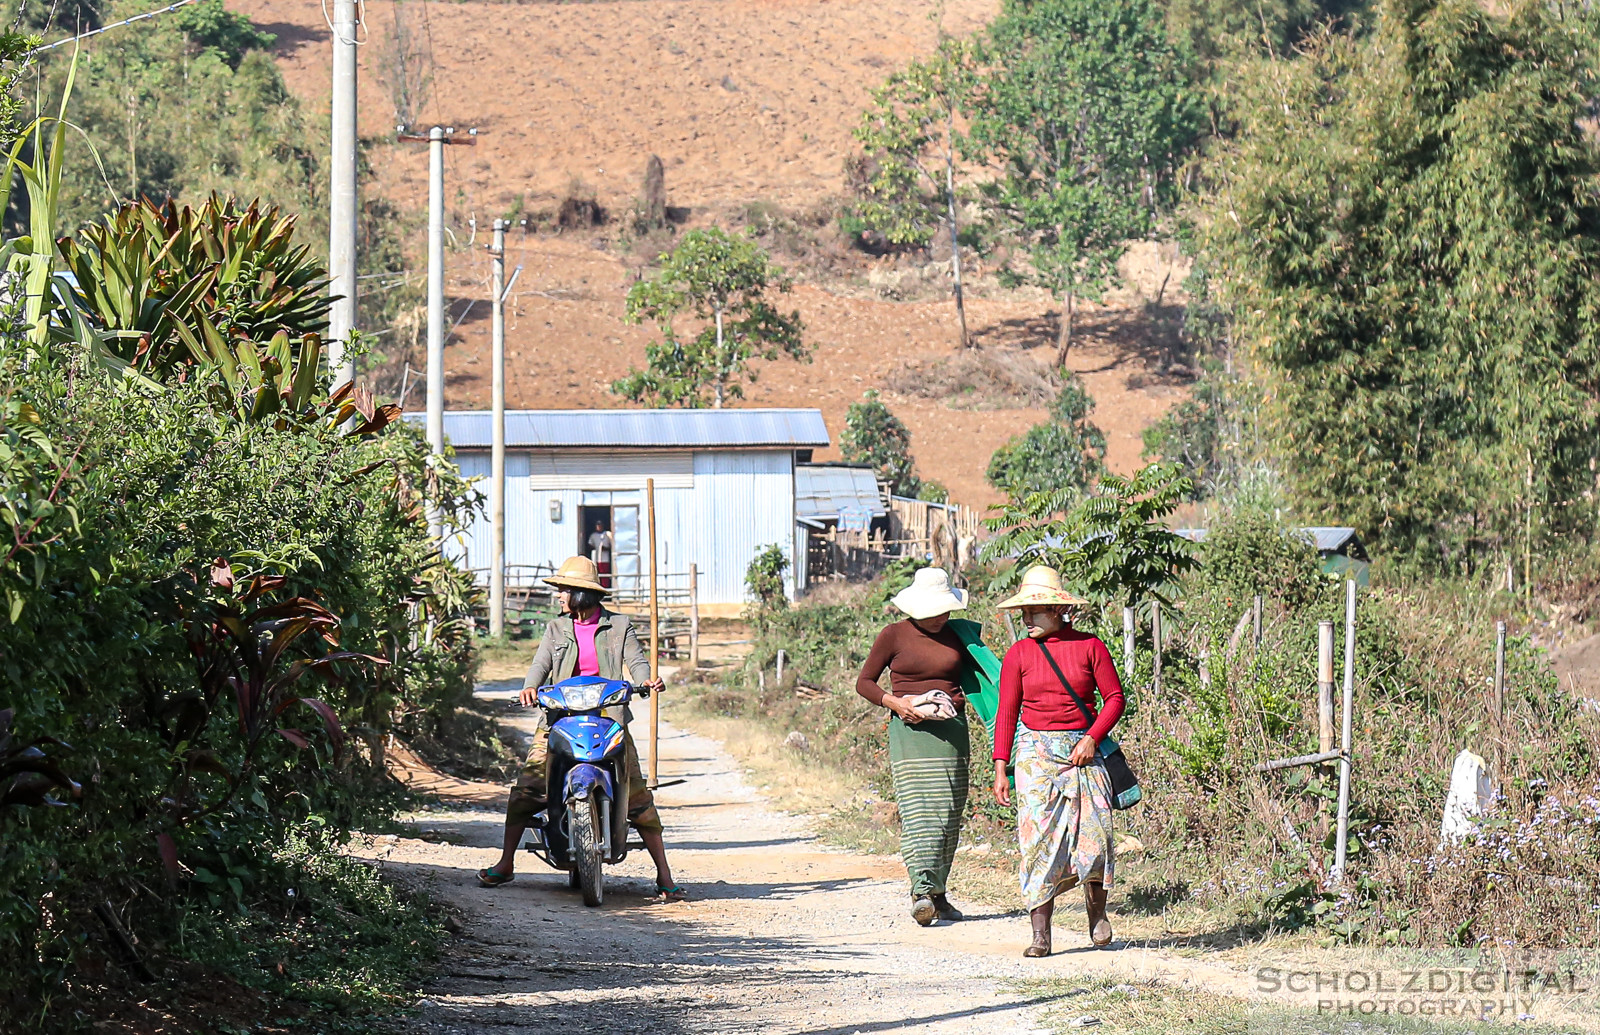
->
692, 451, 797, 603
525, 450, 693, 489
446, 448, 793, 604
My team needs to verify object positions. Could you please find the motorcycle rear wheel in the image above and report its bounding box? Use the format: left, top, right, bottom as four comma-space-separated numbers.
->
570, 793, 604, 907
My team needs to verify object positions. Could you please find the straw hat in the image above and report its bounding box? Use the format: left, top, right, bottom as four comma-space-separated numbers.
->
996, 564, 1089, 610
544, 555, 609, 594
891, 567, 968, 621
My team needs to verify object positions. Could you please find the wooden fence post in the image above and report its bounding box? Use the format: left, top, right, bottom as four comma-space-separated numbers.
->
1331, 579, 1357, 884
689, 564, 700, 671
1122, 605, 1136, 676
1151, 600, 1162, 692
1253, 594, 1263, 651
646, 478, 659, 788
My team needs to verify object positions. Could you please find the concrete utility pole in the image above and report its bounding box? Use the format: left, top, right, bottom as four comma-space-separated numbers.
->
398, 127, 475, 539
426, 126, 445, 491
489, 219, 506, 637
326, 0, 358, 383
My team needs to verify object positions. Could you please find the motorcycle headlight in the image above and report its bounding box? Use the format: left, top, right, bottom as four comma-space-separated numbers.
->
598, 683, 631, 708
538, 683, 603, 711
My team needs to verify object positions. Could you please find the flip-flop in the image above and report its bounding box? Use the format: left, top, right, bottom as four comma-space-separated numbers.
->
477, 867, 514, 887
651, 883, 688, 902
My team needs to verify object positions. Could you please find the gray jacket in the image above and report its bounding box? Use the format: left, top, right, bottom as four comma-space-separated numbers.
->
523, 608, 652, 689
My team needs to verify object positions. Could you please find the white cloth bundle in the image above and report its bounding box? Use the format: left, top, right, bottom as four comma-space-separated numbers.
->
907, 689, 958, 721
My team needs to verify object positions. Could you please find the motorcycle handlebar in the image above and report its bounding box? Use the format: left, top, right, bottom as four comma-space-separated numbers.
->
519, 680, 661, 706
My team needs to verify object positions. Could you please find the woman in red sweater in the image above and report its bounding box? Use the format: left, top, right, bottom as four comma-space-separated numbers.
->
992, 565, 1123, 957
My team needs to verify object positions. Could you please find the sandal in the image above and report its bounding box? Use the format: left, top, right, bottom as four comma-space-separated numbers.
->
652, 883, 688, 902
477, 866, 514, 888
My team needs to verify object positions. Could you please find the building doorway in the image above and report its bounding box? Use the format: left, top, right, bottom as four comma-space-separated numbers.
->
578, 506, 612, 589
578, 495, 640, 596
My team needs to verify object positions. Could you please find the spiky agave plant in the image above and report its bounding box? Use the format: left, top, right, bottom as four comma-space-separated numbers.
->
56, 194, 334, 376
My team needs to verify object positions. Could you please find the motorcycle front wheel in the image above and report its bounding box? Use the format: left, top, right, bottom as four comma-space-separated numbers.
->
570, 792, 604, 907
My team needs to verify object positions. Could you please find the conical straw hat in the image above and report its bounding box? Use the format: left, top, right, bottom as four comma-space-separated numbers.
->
544, 555, 609, 594
996, 564, 1089, 609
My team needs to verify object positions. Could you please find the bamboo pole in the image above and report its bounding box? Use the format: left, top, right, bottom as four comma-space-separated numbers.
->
1494, 620, 1506, 776
1259, 748, 1344, 773
689, 564, 700, 671
1318, 620, 1336, 754
1332, 579, 1357, 883
647, 478, 660, 788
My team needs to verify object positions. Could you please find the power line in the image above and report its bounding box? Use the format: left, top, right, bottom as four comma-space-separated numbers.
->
30, 0, 203, 55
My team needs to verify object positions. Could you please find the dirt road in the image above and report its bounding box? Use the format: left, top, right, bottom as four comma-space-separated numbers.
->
364, 685, 1265, 1035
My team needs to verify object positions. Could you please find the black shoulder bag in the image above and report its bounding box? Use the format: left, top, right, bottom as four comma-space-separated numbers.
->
1035, 640, 1143, 810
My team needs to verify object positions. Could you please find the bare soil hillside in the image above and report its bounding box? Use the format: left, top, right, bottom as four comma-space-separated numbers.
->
232, 0, 1191, 506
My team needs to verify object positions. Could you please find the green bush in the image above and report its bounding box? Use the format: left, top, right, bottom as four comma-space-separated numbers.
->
744, 543, 790, 614
0, 213, 477, 1024
986, 375, 1107, 500
1201, 508, 1325, 610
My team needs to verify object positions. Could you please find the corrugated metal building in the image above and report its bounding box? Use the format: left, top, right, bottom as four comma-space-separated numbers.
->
411, 408, 831, 607
794, 464, 887, 532
1176, 526, 1370, 585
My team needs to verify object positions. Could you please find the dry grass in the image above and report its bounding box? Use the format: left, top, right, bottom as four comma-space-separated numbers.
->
1022, 974, 1590, 1035
883, 347, 1061, 410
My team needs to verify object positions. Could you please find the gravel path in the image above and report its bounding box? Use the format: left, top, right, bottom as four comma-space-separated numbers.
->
362, 686, 1260, 1035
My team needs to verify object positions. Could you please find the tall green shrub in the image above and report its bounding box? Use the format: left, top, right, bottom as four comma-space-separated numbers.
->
1200, 0, 1600, 562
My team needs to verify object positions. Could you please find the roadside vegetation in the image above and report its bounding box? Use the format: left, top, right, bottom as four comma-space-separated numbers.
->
0, 65, 479, 1034
681, 465, 1598, 953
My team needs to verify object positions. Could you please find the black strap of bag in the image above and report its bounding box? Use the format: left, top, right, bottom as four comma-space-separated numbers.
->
1034, 638, 1101, 727
1033, 639, 1143, 810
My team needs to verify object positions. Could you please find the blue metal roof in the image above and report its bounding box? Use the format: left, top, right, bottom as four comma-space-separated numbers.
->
795, 465, 886, 524
1176, 526, 1359, 553
404, 408, 830, 449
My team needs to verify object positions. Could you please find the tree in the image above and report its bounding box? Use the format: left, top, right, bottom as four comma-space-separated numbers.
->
987, 374, 1107, 499
613, 228, 809, 408
1199, 0, 1600, 563
30, 6, 319, 234
984, 462, 1197, 607
841, 390, 923, 498
852, 37, 978, 349
968, 0, 1201, 366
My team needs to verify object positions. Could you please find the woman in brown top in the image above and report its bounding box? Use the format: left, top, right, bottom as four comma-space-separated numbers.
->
856, 567, 973, 926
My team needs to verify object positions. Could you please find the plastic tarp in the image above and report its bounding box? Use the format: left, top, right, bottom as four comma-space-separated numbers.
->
949, 619, 1002, 736
1441, 749, 1494, 842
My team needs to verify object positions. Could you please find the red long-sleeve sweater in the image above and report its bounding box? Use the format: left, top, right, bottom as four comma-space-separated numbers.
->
992, 630, 1124, 762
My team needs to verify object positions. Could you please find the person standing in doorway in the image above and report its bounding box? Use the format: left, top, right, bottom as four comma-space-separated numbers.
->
587, 520, 614, 589
992, 564, 1123, 957
856, 567, 986, 927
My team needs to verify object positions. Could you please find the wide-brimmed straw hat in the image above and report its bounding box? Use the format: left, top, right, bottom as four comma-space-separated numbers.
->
544, 555, 609, 594
997, 564, 1089, 610
891, 567, 968, 621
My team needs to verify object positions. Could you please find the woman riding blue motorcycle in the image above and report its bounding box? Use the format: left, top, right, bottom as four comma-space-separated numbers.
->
477, 555, 685, 902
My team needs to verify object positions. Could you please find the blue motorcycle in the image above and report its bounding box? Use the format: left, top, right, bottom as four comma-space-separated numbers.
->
522, 675, 647, 906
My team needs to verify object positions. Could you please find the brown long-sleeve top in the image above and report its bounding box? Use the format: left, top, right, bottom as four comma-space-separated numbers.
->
855, 620, 968, 710
992, 630, 1124, 762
